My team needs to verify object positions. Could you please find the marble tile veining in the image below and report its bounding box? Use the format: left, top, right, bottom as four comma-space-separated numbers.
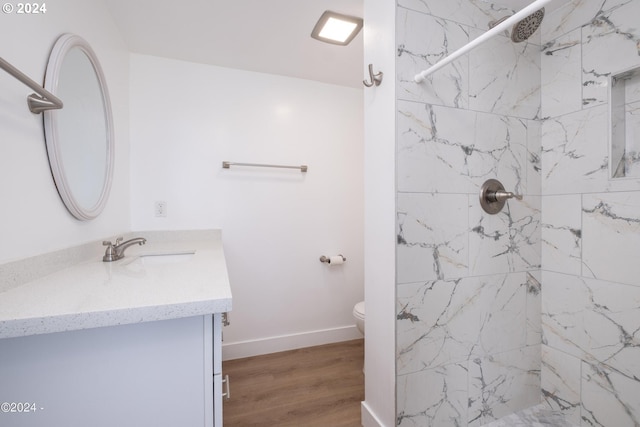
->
480, 404, 577, 426
582, 361, 640, 426
525, 271, 542, 347
397, 101, 531, 194
396, 193, 469, 283
541, 345, 581, 425
540, 28, 582, 119
397, 8, 470, 107
582, 0, 640, 107
525, 119, 541, 196
397, 277, 482, 374
469, 195, 541, 276
397, 273, 532, 375
541, 194, 582, 276
468, 346, 541, 426
469, 29, 541, 120
398, 0, 528, 30
542, 271, 640, 380
397, 363, 469, 427
397, 102, 477, 194
582, 192, 640, 285
541, 105, 609, 195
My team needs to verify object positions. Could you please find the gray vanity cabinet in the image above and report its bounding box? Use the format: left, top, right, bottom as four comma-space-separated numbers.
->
0, 314, 224, 427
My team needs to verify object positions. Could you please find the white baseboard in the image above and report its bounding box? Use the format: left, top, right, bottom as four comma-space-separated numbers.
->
222, 325, 362, 360
361, 401, 387, 427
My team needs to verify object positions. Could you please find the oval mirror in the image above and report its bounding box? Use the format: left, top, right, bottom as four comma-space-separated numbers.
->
43, 34, 114, 221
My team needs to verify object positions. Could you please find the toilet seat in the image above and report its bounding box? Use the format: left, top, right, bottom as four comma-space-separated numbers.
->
353, 301, 365, 320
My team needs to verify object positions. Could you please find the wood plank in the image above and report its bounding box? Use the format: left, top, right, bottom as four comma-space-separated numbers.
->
222, 339, 364, 427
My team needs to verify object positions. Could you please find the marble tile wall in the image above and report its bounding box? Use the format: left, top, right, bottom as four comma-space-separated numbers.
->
540, 0, 640, 426
396, 0, 543, 425
396, 0, 640, 425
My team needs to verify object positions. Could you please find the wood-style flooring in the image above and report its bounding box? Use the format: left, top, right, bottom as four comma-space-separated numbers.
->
222, 339, 364, 427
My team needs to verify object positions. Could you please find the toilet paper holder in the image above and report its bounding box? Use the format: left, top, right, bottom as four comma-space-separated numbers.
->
319, 255, 346, 264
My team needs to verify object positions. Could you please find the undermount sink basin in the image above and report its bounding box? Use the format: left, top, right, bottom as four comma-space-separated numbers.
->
137, 252, 195, 265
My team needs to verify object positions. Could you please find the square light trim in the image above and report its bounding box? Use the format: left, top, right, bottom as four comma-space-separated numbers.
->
311, 11, 363, 46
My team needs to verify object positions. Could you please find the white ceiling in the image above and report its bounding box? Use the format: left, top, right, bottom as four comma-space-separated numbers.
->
103, 0, 364, 89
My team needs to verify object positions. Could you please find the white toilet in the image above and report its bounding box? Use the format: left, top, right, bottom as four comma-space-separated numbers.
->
353, 301, 365, 335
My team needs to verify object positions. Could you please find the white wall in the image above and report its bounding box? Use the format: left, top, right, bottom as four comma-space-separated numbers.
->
0, 0, 130, 263
129, 54, 364, 359
362, 0, 397, 426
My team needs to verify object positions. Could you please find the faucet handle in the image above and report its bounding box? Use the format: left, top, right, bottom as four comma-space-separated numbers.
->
102, 240, 117, 262
102, 237, 123, 246
479, 179, 523, 214
493, 190, 523, 202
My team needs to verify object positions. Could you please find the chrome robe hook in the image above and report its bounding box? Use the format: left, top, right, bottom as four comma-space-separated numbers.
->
363, 64, 383, 87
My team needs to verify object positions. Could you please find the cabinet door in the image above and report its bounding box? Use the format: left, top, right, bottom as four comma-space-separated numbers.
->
213, 373, 223, 427
0, 316, 209, 427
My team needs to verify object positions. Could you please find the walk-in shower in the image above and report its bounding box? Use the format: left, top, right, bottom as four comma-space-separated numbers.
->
397, 0, 640, 424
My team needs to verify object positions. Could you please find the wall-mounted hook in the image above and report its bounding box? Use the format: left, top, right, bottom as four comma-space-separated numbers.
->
363, 64, 383, 87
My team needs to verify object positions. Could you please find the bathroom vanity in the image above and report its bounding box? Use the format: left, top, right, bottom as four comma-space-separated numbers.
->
0, 230, 231, 427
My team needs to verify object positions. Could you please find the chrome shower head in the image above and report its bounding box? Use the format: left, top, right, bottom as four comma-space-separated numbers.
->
488, 7, 545, 43
511, 8, 545, 42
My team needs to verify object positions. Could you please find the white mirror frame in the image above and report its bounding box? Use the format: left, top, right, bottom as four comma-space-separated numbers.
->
43, 33, 114, 221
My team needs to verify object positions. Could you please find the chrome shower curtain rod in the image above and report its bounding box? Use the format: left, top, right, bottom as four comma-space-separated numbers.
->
414, 0, 554, 83
0, 56, 63, 113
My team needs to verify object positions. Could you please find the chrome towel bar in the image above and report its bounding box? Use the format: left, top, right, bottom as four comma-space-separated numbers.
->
0, 56, 63, 113
222, 161, 308, 173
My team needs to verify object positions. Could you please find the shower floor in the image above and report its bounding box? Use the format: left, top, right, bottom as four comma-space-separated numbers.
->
481, 404, 577, 427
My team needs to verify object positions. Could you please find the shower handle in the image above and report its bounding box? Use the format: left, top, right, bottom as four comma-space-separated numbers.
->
479, 179, 522, 214
488, 190, 523, 203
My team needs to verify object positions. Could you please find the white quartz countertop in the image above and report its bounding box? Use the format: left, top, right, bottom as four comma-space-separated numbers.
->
0, 230, 232, 339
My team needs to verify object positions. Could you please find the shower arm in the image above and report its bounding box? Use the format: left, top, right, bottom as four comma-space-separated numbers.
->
413, 0, 553, 83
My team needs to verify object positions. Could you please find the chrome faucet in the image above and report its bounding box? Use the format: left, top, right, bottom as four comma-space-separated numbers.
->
102, 237, 147, 262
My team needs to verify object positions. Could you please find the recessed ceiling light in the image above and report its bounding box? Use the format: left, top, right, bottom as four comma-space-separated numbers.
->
311, 11, 363, 46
